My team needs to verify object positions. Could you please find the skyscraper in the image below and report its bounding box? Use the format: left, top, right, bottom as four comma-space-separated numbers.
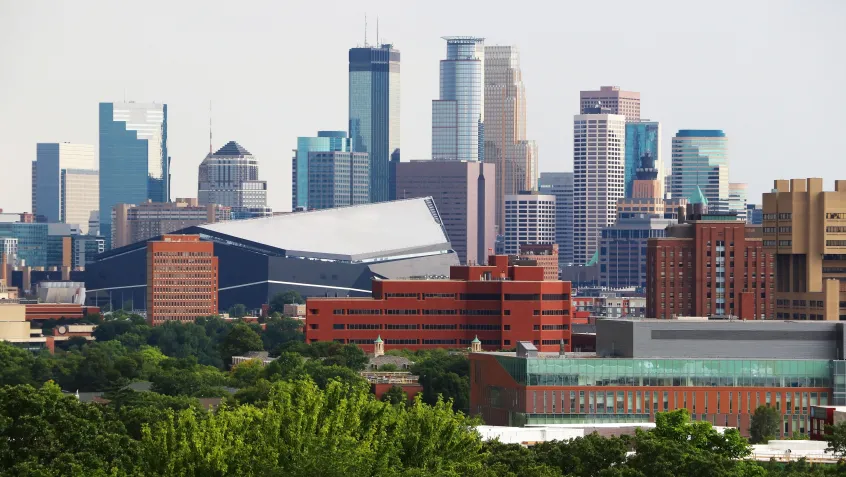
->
432, 37, 485, 162
579, 86, 640, 121
198, 141, 269, 218
573, 109, 626, 265
729, 182, 748, 221
33, 143, 98, 234
539, 172, 574, 267
307, 151, 370, 210
670, 130, 729, 209
624, 121, 661, 198
395, 160, 495, 265
291, 131, 350, 210
99, 102, 168, 248
503, 191, 555, 256
483, 45, 538, 231
349, 44, 400, 203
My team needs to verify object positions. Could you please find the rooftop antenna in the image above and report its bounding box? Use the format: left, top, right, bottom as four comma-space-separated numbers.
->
377, 16, 379, 46
209, 100, 213, 154
364, 14, 368, 47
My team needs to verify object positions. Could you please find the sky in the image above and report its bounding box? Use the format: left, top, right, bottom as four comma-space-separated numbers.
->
0, 0, 844, 214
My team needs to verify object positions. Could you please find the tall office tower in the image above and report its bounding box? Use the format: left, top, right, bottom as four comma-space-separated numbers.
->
307, 151, 370, 210
617, 152, 687, 220
99, 102, 168, 248
291, 131, 350, 210
728, 183, 748, 221
539, 172, 574, 266
503, 191, 556, 256
395, 160, 495, 265
763, 178, 846, 321
670, 130, 729, 212
111, 198, 231, 249
483, 45, 538, 231
573, 108, 626, 265
31, 162, 37, 215
432, 37, 485, 162
198, 141, 269, 218
579, 86, 640, 122
388, 149, 401, 201
624, 121, 661, 198
33, 143, 98, 233
349, 44, 400, 203
147, 235, 218, 325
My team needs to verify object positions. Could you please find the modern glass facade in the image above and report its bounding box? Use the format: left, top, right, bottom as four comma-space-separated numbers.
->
599, 217, 674, 289
307, 151, 370, 210
34, 143, 96, 226
539, 172, 574, 267
432, 37, 484, 162
292, 131, 350, 210
728, 183, 748, 221
624, 122, 661, 198
0, 223, 48, 267
670, 130, 728, 208
99, 102, 168, 249
349, 45, 400, 203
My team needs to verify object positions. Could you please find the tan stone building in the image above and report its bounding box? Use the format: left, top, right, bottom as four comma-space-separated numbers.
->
763, 178, 846, 320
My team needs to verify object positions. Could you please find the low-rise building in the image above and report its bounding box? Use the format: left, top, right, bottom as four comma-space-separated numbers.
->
517, 244, 558, 281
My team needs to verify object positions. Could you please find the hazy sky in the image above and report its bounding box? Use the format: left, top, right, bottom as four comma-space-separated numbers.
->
1, 0, 844, 213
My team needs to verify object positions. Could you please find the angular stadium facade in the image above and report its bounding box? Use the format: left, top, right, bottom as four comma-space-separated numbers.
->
85, 198, 459, 312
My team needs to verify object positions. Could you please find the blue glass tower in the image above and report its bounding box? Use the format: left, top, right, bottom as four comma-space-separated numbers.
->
624, 121, 661, 198
99, 102, 168, 248
670, 130, 729, 209
349, 45, 400, 203
291, 131, 350, 210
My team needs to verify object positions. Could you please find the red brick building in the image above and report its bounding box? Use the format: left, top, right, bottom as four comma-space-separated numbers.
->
146, 235, 218, 326
305, 255, 572, 352
25, 304, 100, 321
646, 199, 774, 319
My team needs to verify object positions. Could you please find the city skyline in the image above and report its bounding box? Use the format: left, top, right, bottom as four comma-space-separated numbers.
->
0, 0, 844, 214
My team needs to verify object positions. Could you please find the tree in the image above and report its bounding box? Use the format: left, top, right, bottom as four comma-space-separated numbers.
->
220, 323, 264, 365
532, 432, 630, 476
380, 363, 399, 372
750, 405, 781, 444
381, 385, 408, 405
261, 315, 304, 354
227, 303, 247, 318
826, 421, 846, 457
269, 290, 304, 314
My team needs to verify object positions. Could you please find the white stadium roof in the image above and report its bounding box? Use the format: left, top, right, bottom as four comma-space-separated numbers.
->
197, 197, 453, 262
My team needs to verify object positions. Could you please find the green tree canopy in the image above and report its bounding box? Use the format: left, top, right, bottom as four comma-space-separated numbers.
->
228, 303, 247, 318
750, 405, 781, 444
269, 290, 305, 314
219, 323, 264, 366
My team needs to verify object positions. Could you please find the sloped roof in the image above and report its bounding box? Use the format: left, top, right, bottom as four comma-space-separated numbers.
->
196, 197, 452, 262
689, 186, 708, 205
213, 141, 251, 156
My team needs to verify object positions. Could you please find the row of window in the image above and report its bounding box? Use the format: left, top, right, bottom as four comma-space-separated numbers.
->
327, 324, 568, 331
330, 309, 569, 316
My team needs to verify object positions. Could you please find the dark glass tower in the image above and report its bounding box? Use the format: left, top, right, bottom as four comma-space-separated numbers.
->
349, 44, 400, 203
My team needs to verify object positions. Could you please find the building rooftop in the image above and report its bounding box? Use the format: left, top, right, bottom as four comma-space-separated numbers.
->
213, 141, 251, 156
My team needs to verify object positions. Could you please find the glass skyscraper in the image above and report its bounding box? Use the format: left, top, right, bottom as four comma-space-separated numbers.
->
670, 130, 728, 207
99, 102, 168, 248
33, 143, 97, 232
291, 131, 350, 210
349, 44, 400, 203
624, 122, 661, 198
432, 36, 485, 162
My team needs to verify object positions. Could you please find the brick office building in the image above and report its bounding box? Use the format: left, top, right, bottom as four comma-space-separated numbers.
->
146, 235, 218, 325
646, 190, 774, 319
305, 255, 572, 352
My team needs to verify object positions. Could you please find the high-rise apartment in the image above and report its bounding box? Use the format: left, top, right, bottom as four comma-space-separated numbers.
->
291, 131, 350, 210
99, 102, 168, 248
729, 183, 748, 221
763, 178, 846, 321
432, 37, 485, 162
624, 121, 661, 198
539, 172, 574, 267
573, 108, 626, 265
579, 86, 640, 122
483, 45, 538, 231
647, 197, 773, 319
670, 130, 729, 209
349, 44, 400, 203
395, 160, 495, 265
111, 198, 230, 249
503, 191, 556, 256
198, 141, 269, 218
33, 143, 98, 233
307, 151, 370, 210
146, 234, 218, 325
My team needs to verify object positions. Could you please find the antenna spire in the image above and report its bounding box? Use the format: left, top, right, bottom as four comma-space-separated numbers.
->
364, 14, 368, 47
376, 16, 379, 46
209, 100, 212, 154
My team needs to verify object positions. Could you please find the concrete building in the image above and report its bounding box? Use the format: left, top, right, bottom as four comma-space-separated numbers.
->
99, 102, 168, 248
111, 198, 230, 249
624, 121, 661, 198
292, 131, 350, 210
574, 108, 626, 265
198, 141, 269, 219
670, 130, 729, 210
471, 318, 846, 434
503, 191, 556, 256
349, 44, 400, 203
539, 172, 574, 267
33, 143, 98, 233
647, 194, 774, 319
517, 243, 559, 281
729, 183, 748, 221
306, 151, 370, 210
432, 37, 485, 162
45, 223, 105, 270
763, 178, 846, 321
0, 304, 52, 352
484, 45, 538, 231
305, 255, 571, 352
579, 86, 640, 122
146, 235, 218, 325
395, 160, 495, 265
746, 204, 763, 225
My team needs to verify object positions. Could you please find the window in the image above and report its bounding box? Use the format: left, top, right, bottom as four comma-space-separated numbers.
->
542, 325, 569, 330
542, 294, 570, 300
504, 294, 540, 301
542, 310, 569, 316
332, 324, 345, 330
